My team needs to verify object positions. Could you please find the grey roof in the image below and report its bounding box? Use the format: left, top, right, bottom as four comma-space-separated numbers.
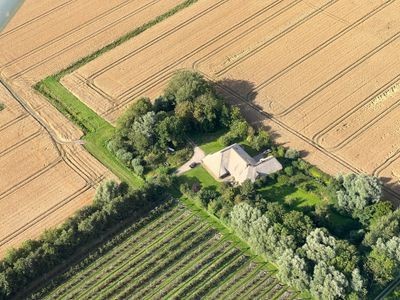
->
202, 144, 282, 184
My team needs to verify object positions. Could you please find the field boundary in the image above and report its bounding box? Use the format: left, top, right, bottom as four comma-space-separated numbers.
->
33, 0, 199, 187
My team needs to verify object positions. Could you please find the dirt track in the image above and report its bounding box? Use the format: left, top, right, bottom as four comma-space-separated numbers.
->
63, 0, 400, 202
0, 0, 183, 256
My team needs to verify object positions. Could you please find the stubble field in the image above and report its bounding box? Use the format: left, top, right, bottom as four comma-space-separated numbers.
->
63, 0, 400, 202
0, 0, 186, 256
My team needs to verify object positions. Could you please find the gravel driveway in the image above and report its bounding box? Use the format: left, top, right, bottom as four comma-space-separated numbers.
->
176, 146, 205, 175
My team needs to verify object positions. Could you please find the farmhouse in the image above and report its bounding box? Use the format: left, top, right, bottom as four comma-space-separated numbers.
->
202, 144, 282, 184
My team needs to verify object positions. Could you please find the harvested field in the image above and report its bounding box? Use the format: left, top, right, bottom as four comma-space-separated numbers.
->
0, 84, 105, 258
0, 0, 185, 255
64, 0, 400, 202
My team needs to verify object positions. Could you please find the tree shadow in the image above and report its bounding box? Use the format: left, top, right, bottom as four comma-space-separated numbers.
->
215, 78, 258, 102
379, 177, 400, 206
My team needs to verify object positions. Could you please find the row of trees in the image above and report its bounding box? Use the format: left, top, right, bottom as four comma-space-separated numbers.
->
230, 203, 365, 299
0, 175, 174, 299
182, 166, 400, 298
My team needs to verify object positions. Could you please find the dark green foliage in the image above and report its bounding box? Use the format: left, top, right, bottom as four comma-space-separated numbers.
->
164, 70, 212, 103
110, 70, 230, 174
248, 130, 271, 151
0, 103, 4, 111
0, 180, 172, 299
284, 148, 300, 160
363, 209, 400, 246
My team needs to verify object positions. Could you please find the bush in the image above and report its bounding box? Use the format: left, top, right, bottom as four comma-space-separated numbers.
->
284, 166, 294, 176
164, 70, 213, 103
167, 148, 192, 167
115, 149, 133, 165
249, 130, 270, 151
285, 148, 300, 160
336, 174, 382, 214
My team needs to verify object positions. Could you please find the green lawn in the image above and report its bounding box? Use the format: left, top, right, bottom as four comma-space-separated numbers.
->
259, 184, 320, 208
190, 129, 260, 157
178, 165, 220, 190
190, 129, 228, 155
36, 77, 143, 187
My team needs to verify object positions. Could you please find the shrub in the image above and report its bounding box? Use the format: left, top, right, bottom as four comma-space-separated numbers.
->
284, 166, 294, 176
249, 130, 270, 151
285, 148, 300, 160
115, 149, 133, 165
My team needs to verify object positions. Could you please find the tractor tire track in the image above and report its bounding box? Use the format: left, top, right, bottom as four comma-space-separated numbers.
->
0, 0, 78, 39
0, 185, 91, 248
88, 0, 311, 116
2, 0, 136, 70
196, 70, 400, 201
313, 74, 400, 146
275, 30, 400, 116
9, 0, 165, 80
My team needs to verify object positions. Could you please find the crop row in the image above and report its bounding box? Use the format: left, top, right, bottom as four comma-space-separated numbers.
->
169, 246, 241, 299
243, 275, 281, 300
207, 262, 259, 299
150, 240, 233, 299
131, 233, 223, 300
227, 269, 273, 300
66, 215, 200, 299
47, 203, 187, 299
109, 226, 217, 299
99, 221, 210, 299
187, 255, 250, 300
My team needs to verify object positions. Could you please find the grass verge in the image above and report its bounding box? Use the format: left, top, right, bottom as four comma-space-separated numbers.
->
35, 77, 143, 186
34, 0, 200, 187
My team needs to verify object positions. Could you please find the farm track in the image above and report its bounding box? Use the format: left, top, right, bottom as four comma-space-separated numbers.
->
0, 77, 99, 254
1, 0, 198, 256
